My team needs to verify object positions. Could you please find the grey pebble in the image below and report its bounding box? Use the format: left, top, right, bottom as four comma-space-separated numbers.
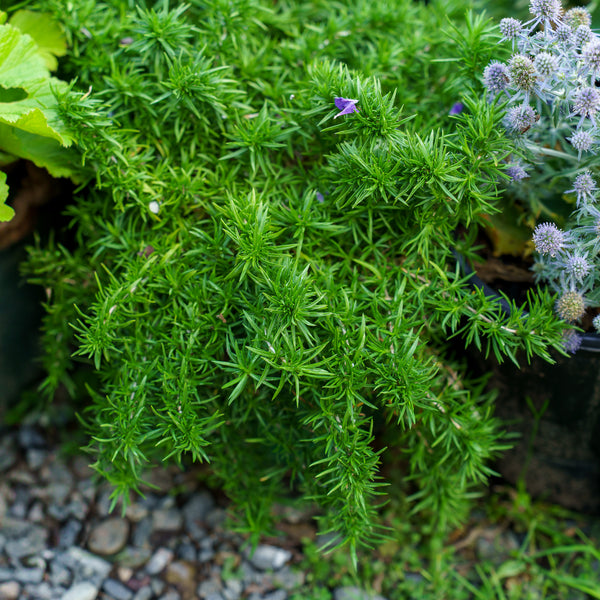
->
57, 547, 111, 586
47, 482, 72, 505
182, 491, 215, 526
176, 540, 197, 562
205, 507, 226, 528
272, 565, 305, 590
28, 500, 45, 522
49, 561, 72, 587
198, 548, 215, 562
88, 517, 129, 555
158, 590, 181, 600
222, 578, 243, 600
0, 581, 19, 600
115, 546, 153, 569
4, 524, 48, 559
145, 547, 174, 575
133, 587, 154, 600
132, 516, 154, 548
24, 581, 53, 599
0, 436, 17, 471
0, 567, 15, 582
62, 581, 99, 600
151, 578, 166, 595
26, 448, 48, 470
197, 579, 223, 597
152, 507, 183, 532
103, 577, 134, 600
333, 587, 388, 600
18, 425, 46, 449
15, 566, 45, 584
58, 518, 82, 548
263, 591, 288, 600
246, 545, 292, 571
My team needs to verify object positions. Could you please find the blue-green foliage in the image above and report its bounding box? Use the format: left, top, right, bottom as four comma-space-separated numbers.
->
22, 0, 569, 558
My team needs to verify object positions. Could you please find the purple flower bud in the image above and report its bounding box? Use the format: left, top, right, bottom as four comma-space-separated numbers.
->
565, 253, 591, 282
506, 165, 529, 181
334, 97, 359, 118
449, 102, 464, 115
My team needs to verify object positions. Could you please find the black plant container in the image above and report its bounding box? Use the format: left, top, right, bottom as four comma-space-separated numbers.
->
457, 253, 600, 513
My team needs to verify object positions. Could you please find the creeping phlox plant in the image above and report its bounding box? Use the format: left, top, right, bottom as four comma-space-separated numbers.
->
22, 0, 569, 561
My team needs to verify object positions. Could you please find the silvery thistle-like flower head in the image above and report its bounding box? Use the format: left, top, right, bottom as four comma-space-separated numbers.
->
532, 222, 569, 256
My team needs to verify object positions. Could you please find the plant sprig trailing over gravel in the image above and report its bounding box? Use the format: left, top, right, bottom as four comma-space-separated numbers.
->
22, 0, 568, 563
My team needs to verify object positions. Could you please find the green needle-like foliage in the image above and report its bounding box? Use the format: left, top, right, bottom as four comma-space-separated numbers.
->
20, 0, 570, 560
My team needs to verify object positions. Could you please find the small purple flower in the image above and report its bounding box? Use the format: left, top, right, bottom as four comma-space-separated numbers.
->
316, 191, 325, 203
483, 62, 510, 96
506, 165, 529, 181
334, 97, 359, 118
562, 330, 583, 353
449, 102, 464, 115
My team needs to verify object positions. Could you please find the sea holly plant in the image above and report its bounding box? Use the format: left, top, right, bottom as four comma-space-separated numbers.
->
483, 0, 600, 346
20, 0, 570, 561
0, 9, 79, 221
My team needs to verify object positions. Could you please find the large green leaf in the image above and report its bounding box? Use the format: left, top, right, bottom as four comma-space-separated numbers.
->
0, 123, 81, 181
0, 20, 72, 145
0, 171, 14, 222
8, 10, 67, 72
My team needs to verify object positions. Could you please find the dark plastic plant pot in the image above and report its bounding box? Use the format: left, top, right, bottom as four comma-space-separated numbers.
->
456, 251, 600, 513
0, 241, 44, 419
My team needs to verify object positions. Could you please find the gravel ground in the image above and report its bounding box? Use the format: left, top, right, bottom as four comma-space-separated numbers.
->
0, 424, 387, 600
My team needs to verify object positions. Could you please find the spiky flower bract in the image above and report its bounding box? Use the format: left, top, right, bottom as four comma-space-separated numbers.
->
505, 104, 537, 132
565, 253, 591, 282
509, 54, 537, 94
556, 290, 586, 321
564, 6, 591, 29
573, 86, 600, 122
483, 62, 510, 95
